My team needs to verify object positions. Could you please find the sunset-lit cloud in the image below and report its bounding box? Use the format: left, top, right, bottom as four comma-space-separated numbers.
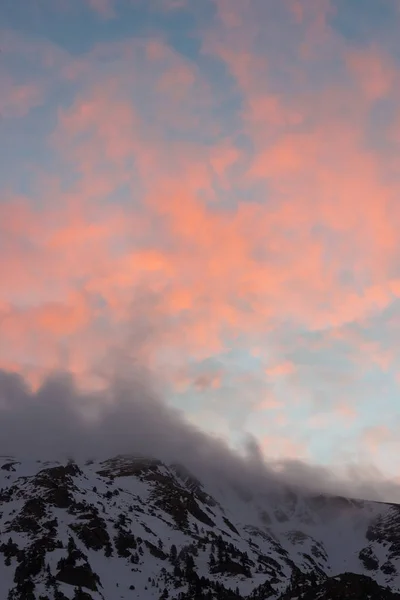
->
87, 0, 115, 18
266, 361, 296, 379
1, 0, 400, 476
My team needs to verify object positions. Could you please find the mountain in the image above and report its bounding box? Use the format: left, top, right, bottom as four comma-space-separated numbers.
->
0, 455, 400, 600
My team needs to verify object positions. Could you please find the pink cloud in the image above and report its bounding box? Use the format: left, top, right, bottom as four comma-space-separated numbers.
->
0, 77, 43, 118
346, 46, 396, 101
1, 0, 400, 465
265, 361, 296, 379
360, 425, 399, 455
256, 393, 282, 411
260, 434, 310, 462
87, 0, 115, 18
334, 403, 358, 422
193, 372, 223, 391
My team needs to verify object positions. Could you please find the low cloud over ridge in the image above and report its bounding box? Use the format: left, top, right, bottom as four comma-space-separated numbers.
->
0, 366, 399, 504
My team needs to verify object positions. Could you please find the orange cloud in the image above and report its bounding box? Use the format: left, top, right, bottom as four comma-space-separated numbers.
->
2, 1, 400, 427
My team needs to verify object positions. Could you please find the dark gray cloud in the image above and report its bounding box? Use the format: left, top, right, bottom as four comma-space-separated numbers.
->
0, 366, 399, 504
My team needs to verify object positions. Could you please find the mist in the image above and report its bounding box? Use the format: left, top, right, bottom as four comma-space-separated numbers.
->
0, 365, 399, 504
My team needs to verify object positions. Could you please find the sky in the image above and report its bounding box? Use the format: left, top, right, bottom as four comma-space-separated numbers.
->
1, 0, 400, 483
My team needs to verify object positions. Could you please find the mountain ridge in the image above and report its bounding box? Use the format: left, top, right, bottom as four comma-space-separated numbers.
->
1, 454, 399, 599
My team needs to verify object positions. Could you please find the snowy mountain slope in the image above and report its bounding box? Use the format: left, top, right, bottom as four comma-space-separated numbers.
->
0, 455, 399, 600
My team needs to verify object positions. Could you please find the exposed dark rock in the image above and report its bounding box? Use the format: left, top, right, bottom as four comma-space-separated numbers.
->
33, 465, 81, 509
223, 517, 240, 535
56, 565, 100, 592
359, 545, 379, 570
69, 508, 111, 553
1, 462, 19, 472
